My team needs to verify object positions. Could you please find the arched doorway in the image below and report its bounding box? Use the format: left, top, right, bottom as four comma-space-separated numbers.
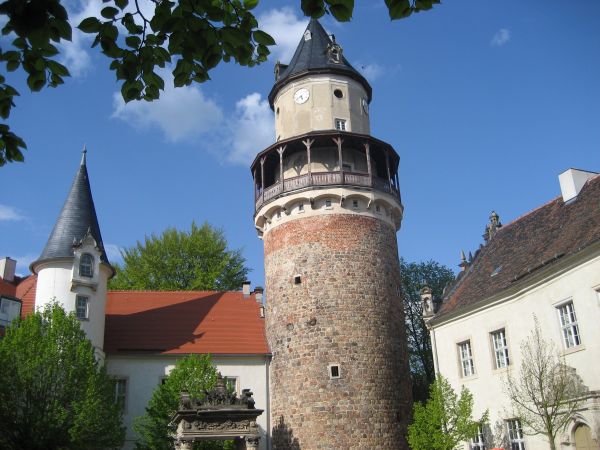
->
574, 424, 600, 450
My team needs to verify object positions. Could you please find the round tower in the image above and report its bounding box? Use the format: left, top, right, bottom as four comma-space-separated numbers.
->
252, 20, 411, 449
31, 150, 113, 360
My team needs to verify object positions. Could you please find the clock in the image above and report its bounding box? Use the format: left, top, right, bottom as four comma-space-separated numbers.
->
294, 88, 310, 104
361, 98, 369, 114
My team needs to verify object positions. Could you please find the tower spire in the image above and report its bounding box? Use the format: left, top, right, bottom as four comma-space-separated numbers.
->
31, 151, 110, 273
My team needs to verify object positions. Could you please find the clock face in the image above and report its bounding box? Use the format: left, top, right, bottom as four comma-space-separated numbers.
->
294, 88, 310, 104
361, 98, 369, 114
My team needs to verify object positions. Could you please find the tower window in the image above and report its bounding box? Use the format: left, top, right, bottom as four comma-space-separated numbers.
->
334, 119, 346, 131
298, 203, 304, 212
294, 275, 301, 285
375, 204, 381, 214
76, 295, 89, 320
328, 364, 341, 379
334, 89, 343, 99
79, 253, 94, 278
324, 199, 332, 209
352, 200, 359, 209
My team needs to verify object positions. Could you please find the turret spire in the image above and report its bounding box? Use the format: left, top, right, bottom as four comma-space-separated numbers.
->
268, 18, 371, 107
31, 151, 110, 272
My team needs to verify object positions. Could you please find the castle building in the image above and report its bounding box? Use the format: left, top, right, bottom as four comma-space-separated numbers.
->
424, 169, 600, 450
251, 19, 412, 449
3, 19, 413, 450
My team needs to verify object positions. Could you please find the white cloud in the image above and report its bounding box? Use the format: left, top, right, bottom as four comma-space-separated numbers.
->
491, 28, 511, 47
0, 204, 25, 222
111, 74, 224, 142
356, 63, 384, 82
13, 254, 37, 276
226, 93, 275, 165
105, 244, 124, 265
258, 8, 308, 62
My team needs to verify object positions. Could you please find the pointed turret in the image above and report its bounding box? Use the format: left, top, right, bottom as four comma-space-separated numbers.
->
31, 148, 109, 272
32, 148, 111, 359
268, 18, 371, 107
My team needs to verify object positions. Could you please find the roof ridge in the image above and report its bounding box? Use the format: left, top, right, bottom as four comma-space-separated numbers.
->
108, 290, 241, 294
495, 195, 562, 232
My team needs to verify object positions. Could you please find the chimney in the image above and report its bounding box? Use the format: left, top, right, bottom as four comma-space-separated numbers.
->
242, 280, 251, 298
0, 257, 16, 282
559, 168, 598, 203
253, 286, 264, 304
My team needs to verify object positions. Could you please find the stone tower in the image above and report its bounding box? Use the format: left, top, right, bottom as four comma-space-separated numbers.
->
251, 20, 411, 449
31, 150, 113, 360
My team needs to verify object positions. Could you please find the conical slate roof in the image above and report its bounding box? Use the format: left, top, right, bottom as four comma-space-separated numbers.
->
32, 150, 109, 270
268, 18, 372, 107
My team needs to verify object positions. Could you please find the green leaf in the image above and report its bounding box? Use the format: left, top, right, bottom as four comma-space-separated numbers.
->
115, 0, 129, 10
326, 0, 354, 21
386, 0, 412, 20
47, 60, 70, 77
301, 0, 327, 18
101, 6, 119, 19
125, 36, 141, 49
6, 60, 20, 72
78, 17, 102, 33
252, 30, 275, 46
243, 0, 259, 9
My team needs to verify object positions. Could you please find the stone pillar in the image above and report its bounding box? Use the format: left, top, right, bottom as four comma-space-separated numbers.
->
175, 439, 193, 450
245, 436, 260, 450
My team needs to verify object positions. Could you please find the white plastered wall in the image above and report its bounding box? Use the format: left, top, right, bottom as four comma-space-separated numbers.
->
273, 75, 370, 140
431, 251, 600, 450
35, 259, 110, 357
106, 354, 270, 450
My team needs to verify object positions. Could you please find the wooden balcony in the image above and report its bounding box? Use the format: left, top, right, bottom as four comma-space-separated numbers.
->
255, 171, 400, 211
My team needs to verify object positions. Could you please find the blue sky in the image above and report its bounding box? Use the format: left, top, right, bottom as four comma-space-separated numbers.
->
1, 0, 599, 288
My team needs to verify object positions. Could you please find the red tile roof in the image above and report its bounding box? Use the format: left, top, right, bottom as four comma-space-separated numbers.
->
0, 278, 17, 297
15, 275, 37, 316
104, 291, 269, 355
436, 174, 600, 321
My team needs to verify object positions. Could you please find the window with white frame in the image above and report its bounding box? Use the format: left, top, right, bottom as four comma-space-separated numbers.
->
507, 419, 525, 450
75, 295, 89, 320
470, 425, 486, 450
458, 340, 475, 377
79, 253, 94, 278
114, 378, 127, 411
334, 118, 346, 131
557, 301, 581, 348
491, 329, 510, 369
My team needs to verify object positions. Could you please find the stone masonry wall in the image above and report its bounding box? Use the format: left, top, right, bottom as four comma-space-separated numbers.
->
264, 213, 412, 449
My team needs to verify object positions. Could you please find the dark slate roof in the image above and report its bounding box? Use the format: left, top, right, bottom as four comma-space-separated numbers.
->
434, 173, 600, 322
32, 151, 109, 270
268, 18, 372, 107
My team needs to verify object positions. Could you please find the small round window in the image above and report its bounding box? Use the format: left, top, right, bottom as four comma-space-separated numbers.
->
334, 89, 343, 99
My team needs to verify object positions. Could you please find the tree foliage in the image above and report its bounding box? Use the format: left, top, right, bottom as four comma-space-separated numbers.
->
0, 0, 439, 166
0, 302, 125, 450
400, 258, 454, 402
504, 318, 588, 450
109, 221, 249, 291
407, 375, 488, 450
133, 354, 233, 450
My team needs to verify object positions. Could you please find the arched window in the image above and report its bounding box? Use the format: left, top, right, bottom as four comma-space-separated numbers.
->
79, 253, 94, 278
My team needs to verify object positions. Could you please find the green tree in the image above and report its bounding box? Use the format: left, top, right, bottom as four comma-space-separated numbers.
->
0, 302, 125, 450
408, 375, 488, 450
133, 354, 233, 450
504, 318, 588, 450
109, 221, 249, 291
400, 258, 454, 402
0, 0, 439, 166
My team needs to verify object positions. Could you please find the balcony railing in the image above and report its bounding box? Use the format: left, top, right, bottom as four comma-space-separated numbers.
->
255, 171, 400, 210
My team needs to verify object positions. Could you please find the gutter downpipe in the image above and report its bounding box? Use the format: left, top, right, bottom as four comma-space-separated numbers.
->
430, 325, 440, 376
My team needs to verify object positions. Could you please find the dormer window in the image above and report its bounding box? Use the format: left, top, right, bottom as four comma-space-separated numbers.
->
328, 43, 343, 63
79, 253, 94, 278
304, 30, 312, 41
